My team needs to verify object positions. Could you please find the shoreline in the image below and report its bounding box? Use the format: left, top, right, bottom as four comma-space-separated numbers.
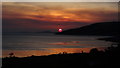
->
98, 36, 120, 43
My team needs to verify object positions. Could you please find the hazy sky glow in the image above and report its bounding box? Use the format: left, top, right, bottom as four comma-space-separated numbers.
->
2, 2, 118, 32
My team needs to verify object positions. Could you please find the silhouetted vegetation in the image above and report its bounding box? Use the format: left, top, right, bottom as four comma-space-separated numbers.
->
2, 43, 120, 68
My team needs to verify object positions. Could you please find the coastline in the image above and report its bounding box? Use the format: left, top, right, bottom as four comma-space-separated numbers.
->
98, 36, 120, 43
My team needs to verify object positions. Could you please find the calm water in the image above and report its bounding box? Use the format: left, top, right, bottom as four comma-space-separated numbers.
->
3, 33, 112, 57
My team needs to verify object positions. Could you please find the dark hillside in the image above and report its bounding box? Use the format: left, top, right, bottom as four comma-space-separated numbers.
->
56, 22, 120, 36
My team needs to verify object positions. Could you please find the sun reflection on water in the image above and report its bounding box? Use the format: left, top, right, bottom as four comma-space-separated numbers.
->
2, 47, 105, 58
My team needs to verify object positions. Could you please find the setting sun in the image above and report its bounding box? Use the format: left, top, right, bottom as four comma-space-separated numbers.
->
58, 28, 63, 32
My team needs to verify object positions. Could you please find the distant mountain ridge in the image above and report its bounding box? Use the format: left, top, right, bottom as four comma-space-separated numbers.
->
56, 22, 120, 36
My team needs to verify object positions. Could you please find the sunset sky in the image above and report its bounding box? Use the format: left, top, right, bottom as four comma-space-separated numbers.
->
2, 2, 118, 32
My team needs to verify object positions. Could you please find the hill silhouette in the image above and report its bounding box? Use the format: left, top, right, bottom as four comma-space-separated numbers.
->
56, 22, 120, 36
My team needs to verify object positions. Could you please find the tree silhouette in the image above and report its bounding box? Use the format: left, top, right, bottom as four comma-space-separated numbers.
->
9, 53, 14, 57
90, 48, 99, 54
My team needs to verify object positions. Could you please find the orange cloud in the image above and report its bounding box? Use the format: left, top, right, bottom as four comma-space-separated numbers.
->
3, 2, 118, 23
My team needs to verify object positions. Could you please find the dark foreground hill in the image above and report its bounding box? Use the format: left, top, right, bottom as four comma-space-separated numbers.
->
56, 22, 120, 36
2, 43, 120, 68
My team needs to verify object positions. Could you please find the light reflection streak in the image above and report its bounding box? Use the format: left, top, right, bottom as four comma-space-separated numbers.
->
2, 47, 105, 57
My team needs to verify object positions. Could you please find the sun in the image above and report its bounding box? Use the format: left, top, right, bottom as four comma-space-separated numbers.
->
58, 28, 62, 32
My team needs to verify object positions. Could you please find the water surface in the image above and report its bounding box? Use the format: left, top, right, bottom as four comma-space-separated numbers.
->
3, 33, 112, 57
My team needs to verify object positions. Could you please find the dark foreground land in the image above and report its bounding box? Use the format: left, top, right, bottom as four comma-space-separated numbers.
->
2, 43, 120, 68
